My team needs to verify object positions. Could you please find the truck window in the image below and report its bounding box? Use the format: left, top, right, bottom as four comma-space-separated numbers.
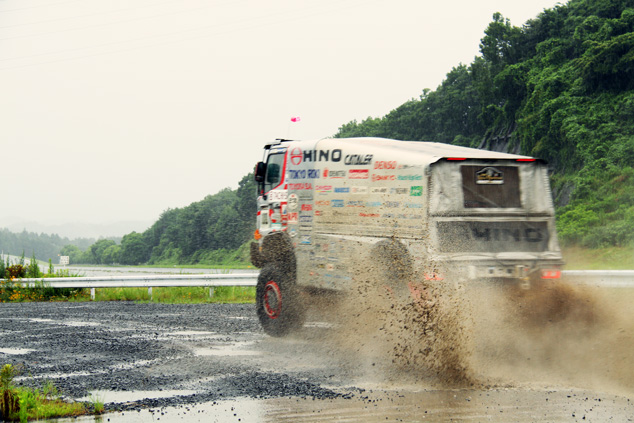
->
461, 165, 520, 208
264, 152, 285, 193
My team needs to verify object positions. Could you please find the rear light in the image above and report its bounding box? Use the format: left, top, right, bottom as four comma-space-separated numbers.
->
447, 158, 466, 161
516, 158, 536, 162
541, 269, 561, 279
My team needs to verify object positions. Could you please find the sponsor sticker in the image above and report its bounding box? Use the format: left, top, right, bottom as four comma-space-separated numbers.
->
269, 190, 288, 201
410, 186, 423, 196
288, 212, 298, 223
397, 174, 423, 181
290, 147, 303, 165
288, 183, 312, 190
301, 204, 313, 212
372, 174, 396, 182
348, 169, 369, 179
390, 188, 408, 195
346, 200, 365, 207
374, 161, 397, 169
371, 187, 388, 194
331, 199, 344, 208
300, 235, 312, 245
288, 193, 299, 210
476, 167, 504, 184
315, 185, 333, 193
334, 187, 350, 193
352, 186, 368, 194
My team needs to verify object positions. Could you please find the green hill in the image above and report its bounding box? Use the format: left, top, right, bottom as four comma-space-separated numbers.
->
335, 0, 634, 248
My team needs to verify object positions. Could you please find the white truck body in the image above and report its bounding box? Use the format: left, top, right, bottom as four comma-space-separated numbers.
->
252, 137, 563, 335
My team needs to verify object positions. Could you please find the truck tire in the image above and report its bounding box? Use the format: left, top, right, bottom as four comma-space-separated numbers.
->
256, 264, 305, 337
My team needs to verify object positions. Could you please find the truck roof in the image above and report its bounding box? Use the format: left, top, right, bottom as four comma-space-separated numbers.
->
268, 137, 540, 163
318, 137, 536, 162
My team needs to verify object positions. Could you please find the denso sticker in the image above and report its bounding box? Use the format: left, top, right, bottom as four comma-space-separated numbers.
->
268, 190, 287, 201
348, 169, 369, 179
374, 161, 397, 169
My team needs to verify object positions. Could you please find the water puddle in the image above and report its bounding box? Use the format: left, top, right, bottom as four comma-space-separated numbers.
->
29, 318, 53, 323
52, 388, 634, 423
193, 342, 260, 357
169, 331, 218, 337
0, 348, 35, 355
62, 321, 101, 327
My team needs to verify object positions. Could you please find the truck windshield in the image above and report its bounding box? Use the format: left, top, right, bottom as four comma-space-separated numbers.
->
264, 151, 285, 193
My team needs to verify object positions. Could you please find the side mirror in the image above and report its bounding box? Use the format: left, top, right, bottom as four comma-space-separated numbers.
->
254, 162, 266, 183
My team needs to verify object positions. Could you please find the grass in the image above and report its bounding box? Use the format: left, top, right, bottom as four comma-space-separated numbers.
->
0, 365, 89, 422
562, 246, 634, 270
93, 286, 255, 303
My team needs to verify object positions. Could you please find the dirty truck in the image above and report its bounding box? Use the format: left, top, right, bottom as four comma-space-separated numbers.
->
250, 137, 564, 336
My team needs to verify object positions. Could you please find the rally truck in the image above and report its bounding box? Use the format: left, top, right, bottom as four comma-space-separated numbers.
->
250, 137, 564, 336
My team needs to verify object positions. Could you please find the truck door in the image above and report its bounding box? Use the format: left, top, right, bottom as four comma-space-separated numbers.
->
258, 148, 287, 237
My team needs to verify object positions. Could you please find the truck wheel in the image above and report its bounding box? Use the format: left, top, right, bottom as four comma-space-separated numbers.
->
256, 264, 305, 337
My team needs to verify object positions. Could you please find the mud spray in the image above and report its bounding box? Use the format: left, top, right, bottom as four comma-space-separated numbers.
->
304, 267, 634, 396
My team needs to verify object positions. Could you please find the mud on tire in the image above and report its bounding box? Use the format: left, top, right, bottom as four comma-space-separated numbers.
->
256, 264, 305, 337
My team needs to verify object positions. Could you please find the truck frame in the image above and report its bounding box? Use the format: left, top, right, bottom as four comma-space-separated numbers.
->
251, 137, 564, 336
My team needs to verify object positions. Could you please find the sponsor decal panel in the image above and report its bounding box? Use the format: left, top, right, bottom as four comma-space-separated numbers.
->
405, 203, 423, 208
288, 194, 299, 210
316, 185, 332, 192
346, 201, 365, 207
289, 183, 312, 190
334, 187, 350, 193
323, 169, 346, 178
374, 161, 397, 169
315, 200, 330, 206
476, 167, 504, 185
371, 187, 388, 194
331, 200, 344, 208
352, 186, 368, 194
366, 201, 382, 207
372, 174, 396, 182
349, 169, 369, 179
268, 190, 288, 201
301, 204, 313, 212
299, 215, 313, 224
359, 212, 380, 217
390, 188, 408, 195
290, 148, 303, 165
344, 154, 373, 165
287, 212, 298, 223
288, 169, 321, 179
410, 186, 423, 196
398, 174, 423, 181
384, 201, 400, 208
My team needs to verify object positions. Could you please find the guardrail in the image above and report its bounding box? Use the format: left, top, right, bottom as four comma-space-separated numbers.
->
7, 274, 258, 300
4, 270, 634, 300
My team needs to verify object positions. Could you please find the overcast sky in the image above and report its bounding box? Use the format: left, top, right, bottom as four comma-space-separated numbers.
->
1, 0, 562, 230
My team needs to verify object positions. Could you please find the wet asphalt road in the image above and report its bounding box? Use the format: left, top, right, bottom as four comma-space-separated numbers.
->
1, 301, 634, 422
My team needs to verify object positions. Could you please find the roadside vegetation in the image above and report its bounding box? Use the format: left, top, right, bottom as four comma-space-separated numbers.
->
0, 364, 92, 422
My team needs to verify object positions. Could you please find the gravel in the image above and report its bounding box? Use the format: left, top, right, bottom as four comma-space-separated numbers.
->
0, 302, 352, 413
